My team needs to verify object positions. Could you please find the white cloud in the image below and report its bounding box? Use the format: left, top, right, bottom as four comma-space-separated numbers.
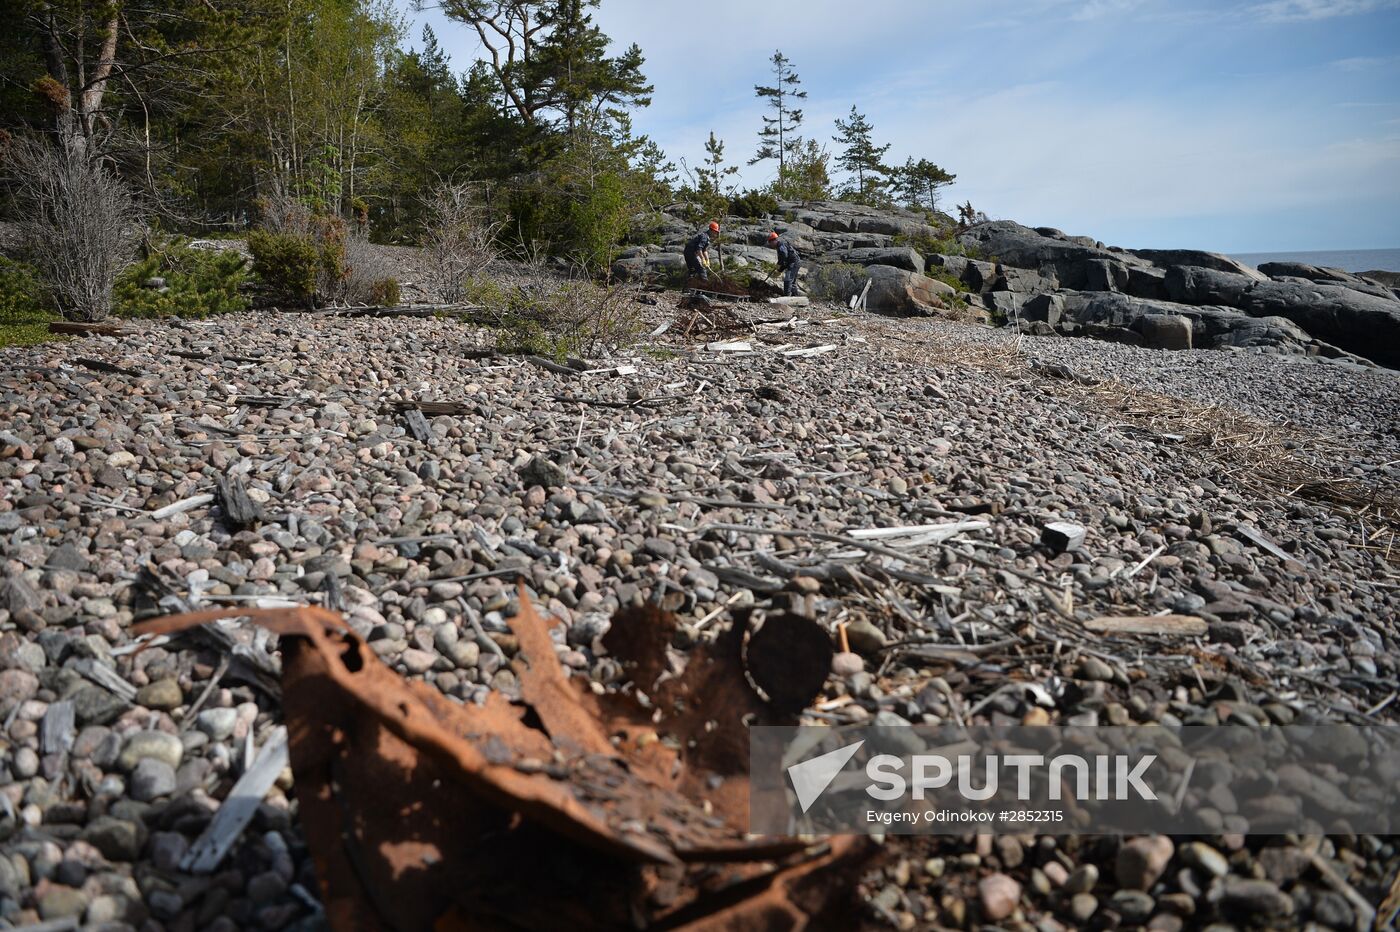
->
1331, 54, 1400, 70
1248, 0, 1400, 21
1070, 0, 1147, 20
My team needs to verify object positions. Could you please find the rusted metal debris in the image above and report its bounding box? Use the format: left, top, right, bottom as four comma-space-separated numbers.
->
135, 585, 873, 930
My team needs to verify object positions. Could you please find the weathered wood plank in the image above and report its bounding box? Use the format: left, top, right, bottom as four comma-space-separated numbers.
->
49, 321, 127, 337
149, 493, 215, 521
76, 357, 139, 376
70, 658, 137, 703
180, 727, 289, 873
41, 700, 76, 755
1084, 615, 1208, 637
215, 474, 264, 529
402, 408, 434, 443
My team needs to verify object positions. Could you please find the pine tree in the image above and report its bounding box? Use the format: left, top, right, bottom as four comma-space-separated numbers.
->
832, 106, 892, 205
750, 50, 806, 193
697, 131, 738, 198
777, 139, 831, 203
438, 0, 651, 130
893, 158, 957, 213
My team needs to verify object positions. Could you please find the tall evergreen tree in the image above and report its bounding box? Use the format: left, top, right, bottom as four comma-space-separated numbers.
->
530, 0, 651, 132
893, 157, 956, 213
832, 105, 892, 204
749, 50, 806, 192
434, 0, 650, 130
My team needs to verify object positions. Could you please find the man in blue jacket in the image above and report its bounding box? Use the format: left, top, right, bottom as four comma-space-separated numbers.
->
769, 230, 801, 296
684, 221, 720, 280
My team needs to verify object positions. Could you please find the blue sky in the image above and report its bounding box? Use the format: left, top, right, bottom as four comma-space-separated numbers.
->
403, 0, 1400, 252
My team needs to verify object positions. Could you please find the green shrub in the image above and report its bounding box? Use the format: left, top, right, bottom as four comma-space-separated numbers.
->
0, 258, 57, 347
366, 278, 400, 306
462, 277, 507, 307
892, 231, 967, 259
489, 269, 642, 360
927, 269, 965, 293
311, 214, 349, 297
494, 315, 573, 360
806, 262, 870, 303
729, 189, 779, 219
248, 208, 351, 308
114, 240, 249, 319
248, 231, 319, 306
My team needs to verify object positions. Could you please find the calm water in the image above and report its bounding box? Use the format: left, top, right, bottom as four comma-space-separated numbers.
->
1230, 248, 1400, 274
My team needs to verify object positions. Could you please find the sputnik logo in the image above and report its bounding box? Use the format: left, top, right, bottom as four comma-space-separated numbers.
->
786, 740, 865, 812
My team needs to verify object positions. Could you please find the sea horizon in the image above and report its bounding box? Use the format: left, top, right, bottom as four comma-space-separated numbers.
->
1227, 247, 1400, 274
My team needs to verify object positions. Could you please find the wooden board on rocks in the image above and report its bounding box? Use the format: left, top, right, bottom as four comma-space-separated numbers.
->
1084, 614, 1207, 637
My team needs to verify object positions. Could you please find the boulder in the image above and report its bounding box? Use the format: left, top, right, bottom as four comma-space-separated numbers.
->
998, 266, 1059, 294
1022, 294, 1064, 326
1131, 247, 1267, 281
1257, 261, 1360, 286
784, 200, 939, 239
828, 246, 925, 274
1082, 259, 1129, 293
862, 265, 955, 316
1257, 262, 1398, 302
1125, 265, 1169, 300
986, 291, 1027, 318
957, 221, 1152, 290
962, 259, 1000, 292
1060, 292, 1320, 354
1165, 266, 1400, 366
610, 251, 687, 283
928, 254, 969, 280
1163, 265, 1255, 306
1141, 314, 1193, 350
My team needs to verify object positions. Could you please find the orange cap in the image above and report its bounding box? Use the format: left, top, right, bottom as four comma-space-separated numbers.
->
767, 231, 779, 241
709, 221, 720, 232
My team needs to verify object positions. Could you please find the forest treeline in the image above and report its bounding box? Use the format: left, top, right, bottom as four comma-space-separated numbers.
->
1, 0, 958, 246
0, 0, 966, 335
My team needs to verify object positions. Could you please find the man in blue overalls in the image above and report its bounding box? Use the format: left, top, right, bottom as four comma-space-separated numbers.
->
769, 230, 801, 297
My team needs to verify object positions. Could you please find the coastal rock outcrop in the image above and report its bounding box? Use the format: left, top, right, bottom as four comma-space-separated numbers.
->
618, 203, 1399, 367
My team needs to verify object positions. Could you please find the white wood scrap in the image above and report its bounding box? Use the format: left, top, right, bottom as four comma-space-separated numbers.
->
181, 726, 289, 873
148, 493, 215, 520
1084, 615, 1207, 637
70, 658, 137, 702
1233, 524, 1295, 563
848, 521, 990, 545
782, 344, 838, 358
705, 340, 752, 352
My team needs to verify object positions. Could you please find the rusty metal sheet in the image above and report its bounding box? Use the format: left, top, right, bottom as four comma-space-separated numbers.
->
135, 585, 870, 930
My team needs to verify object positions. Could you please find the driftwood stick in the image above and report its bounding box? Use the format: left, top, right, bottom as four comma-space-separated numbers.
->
180, 726, 289, 873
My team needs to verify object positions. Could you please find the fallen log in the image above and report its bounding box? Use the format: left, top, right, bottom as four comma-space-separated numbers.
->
76, 357, 139, 376
316, 303, 483, 319
49, 321, 128, 337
